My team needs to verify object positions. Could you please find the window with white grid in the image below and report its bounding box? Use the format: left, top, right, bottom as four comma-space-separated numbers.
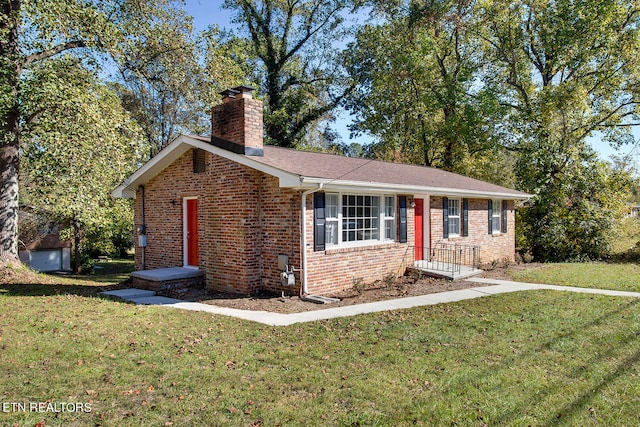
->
492, 199, 502, 234
325, 193, 339, 246
448, 198, 460, 237
384, 195, 396, 240
342, 195, 380, 242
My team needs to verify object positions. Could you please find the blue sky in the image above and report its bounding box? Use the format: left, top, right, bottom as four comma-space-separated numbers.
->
183, 0, 638, 163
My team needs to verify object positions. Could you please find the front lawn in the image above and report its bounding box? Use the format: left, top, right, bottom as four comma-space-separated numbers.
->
1, 271, 639, 425
511, 262, 640, 292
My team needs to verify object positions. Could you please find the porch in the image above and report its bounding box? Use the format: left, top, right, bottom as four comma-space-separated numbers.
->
409, 243, 483, 280
130, 267, 205, 298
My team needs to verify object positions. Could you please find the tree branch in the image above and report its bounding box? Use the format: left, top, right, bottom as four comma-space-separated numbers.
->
23, 40, 87, 67
576, 100, 638, 140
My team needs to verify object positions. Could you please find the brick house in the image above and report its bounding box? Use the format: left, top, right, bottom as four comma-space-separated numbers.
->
113, 86, 529, 296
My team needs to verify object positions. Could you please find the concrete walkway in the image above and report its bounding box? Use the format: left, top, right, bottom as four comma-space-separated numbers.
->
101, 278, 640, 327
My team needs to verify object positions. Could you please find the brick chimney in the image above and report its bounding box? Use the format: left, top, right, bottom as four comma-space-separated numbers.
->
211, 85, 264, 156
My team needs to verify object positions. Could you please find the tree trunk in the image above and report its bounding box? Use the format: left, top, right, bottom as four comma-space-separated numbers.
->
73, 217, 81, 274
0, 134, 19, 263
0, 0, 22, 264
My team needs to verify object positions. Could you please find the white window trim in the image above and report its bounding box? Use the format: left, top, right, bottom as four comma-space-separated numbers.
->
325, 192, 397, 249
448, 198, 461, 238
492, 199, 502, 235
325, 193, 339, 247
384, 195, 396, 241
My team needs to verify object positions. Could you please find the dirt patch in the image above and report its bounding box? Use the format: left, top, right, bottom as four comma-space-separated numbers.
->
181, 265, 543, 314
0, 262, 58, 285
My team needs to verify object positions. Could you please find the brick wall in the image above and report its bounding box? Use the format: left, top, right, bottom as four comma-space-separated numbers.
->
134, 151, 517, 296
211, 92, 263, 153
134, 148, 302, 295
304, 194, 415, 296
429, 196, 516, 264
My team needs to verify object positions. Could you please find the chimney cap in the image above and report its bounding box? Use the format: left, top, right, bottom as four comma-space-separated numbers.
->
219, 88, 240, 99
232, 85, 255, 94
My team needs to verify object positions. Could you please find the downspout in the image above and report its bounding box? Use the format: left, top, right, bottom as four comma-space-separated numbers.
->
140, 185, 146, 271
300, 183, 323, 296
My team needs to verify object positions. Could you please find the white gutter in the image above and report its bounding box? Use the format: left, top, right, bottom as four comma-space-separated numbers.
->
300, 183, 323, 296
298, 178, 530, 200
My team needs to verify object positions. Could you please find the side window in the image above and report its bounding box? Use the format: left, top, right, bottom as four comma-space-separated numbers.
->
384, 196, 396, 240
325, 193, 339, 246
448, 199, 460, 237
492, 199, 501, 234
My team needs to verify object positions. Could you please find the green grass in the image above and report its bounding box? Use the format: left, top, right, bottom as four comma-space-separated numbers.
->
70, 258, 135, 285
0, 258, 134, 298
512, 263, 640, 292
1, 276, 640, 425
612, 217, 640, 257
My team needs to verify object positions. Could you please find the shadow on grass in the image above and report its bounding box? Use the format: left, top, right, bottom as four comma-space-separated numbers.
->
0, 258, 134, 298
0, 282, 126, 298
491, 297, 640, 425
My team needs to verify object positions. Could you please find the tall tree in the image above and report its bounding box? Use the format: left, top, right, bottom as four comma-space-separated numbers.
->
344, 0, 505, 177
1, 0, 94, 263
112, 6, 229, 158
20, 56, 145, 271
479, 0, 640, 260
0, 0, 189, 264
223, 0, 358, 148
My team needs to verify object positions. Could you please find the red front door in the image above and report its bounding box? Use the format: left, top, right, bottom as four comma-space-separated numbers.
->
186, 199, 199, 266
414, 198, 424, 261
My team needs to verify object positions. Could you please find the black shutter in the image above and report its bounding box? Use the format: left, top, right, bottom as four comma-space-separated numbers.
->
443, 197, 449, 239
488, 199, 493, 234
313, 192, 326, 251
399, 196, 408, 243
462, 198, 469, 237
501, 200, 508, 233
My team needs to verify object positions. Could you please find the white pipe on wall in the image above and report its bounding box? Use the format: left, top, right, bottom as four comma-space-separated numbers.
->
300, 183, 323, 296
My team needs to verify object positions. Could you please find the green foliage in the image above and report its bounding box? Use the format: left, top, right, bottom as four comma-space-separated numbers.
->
223, 0, 358, 148
2, 0, 239, 263
517, 149, 632, 261
19, 56, 146, 271
478, 0, 640, 261
344, 0, 508, 178
111, 5, 251, 157
611, 216, 640, 262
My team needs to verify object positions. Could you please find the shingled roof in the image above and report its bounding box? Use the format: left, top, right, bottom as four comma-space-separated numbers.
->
188, 135, 528, 199
113, 134, 529, 199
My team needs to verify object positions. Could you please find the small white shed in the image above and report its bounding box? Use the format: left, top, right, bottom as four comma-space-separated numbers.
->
19, 231, 72, 272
